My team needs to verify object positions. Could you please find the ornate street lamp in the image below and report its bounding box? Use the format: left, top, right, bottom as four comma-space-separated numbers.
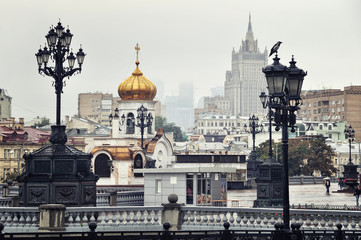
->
244, 115, 263, 181
345, 125, 355, 164
36, 21, 85, 129
135, 105, 153, 151
109, 108, 126, 127
244, 115, 263, 156
260, 92, 274, 160
262, 52, 307, 231
19, 21, 97, 207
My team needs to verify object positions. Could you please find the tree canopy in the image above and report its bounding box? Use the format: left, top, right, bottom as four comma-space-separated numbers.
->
256, 137, 336, 176
155, 116, 186, 142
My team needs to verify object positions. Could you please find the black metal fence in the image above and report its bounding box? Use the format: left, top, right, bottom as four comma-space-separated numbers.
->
0, 222, 360, 240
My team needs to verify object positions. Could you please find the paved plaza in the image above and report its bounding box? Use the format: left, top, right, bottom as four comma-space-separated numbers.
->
228, 183, 357, 207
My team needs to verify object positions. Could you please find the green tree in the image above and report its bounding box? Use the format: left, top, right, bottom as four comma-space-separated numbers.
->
256, 138, 336, 177
155, 116, 186, 142
288, 140, 308, 176
300, 138, 336, 176
255, 139, 282, 162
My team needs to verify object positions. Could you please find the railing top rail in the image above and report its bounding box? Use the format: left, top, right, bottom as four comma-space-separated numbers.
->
66, 206, 162, 212
0, 207, 38, 212
181, 205, 361, 216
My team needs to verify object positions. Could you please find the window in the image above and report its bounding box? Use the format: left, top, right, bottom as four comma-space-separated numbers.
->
126, 113, 135, 134
156, 180, 162, 193
94, 154, 111, 177
186, 173, 194, 204
197, 173, 211, 205
4, 149, 11, 159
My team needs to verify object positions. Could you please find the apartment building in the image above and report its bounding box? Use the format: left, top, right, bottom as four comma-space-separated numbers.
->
299, 86, 361, 140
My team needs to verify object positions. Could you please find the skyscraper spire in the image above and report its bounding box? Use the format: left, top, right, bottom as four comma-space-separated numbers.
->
248, 12, 252, 32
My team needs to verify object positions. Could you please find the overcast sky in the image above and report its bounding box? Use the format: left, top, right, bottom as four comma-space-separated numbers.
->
1, 0, 360, 123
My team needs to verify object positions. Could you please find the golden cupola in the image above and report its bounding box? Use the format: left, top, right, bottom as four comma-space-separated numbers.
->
118, 44, 157, 100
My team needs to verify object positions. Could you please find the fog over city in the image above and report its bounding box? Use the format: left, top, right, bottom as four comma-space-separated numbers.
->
1, 0, 360, 122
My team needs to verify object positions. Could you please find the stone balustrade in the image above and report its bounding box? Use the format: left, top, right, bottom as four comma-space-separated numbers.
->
65, 206, 163, 232
181, 206, 361, 231
0, 202, 361, 232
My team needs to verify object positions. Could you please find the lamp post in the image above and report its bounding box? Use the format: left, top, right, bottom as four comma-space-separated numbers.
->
109, 108, 126, 127
135, 105, 153, 151
244, 115, 263, 156
345, 125, 355, 164
244, 115, 263, 181
35, 21, 85, 127
262, 53, 307, 231
260, 92, 274, 160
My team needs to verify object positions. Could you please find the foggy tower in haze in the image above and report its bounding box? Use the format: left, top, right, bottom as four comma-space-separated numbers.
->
224, 14, 268, 116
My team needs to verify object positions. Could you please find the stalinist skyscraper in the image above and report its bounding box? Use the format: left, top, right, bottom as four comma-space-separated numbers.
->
224, 14, 268, 116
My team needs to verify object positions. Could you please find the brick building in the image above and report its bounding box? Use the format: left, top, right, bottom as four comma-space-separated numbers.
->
299, 86, 361, 140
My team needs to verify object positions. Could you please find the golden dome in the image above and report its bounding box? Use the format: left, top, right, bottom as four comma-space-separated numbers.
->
118, 44, 157, 100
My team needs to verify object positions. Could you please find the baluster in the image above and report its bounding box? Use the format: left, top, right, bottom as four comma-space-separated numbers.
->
229, 212, 235, 226
139, 210, 145, 225
112, 211, 117, 226
183, 210, 189, 225
215, 211, 221, 226
335, 216, 341, 229
327, 218, 333, 229
125, 211, 131, 224
5, 212, 12, 227
255, 215, 261, 228
133, 210, 139, 224
25, 212, 32, 228
312, 216, 319, 230
31, 213, 38, 228
203, 211, 209, 225
18, 212, 25, 228
249, 214, 255, 228
343, 217, 349, 230
12, 212, 19, 228
103, 211, 110, 228
269, 215, 275, 228
262, 216, 269, 229
208, 211, 215, 226
89, 212, 96, 223
350, 218, 356, 230
304, 216, 312, 230
74, 212, 81, 227
298, 216, 304, 229
189, 211, 195, 225
118, 210, 125, 225
68, 212, 74, 227
222, 212, 228, 225
129, 210, 135, 224
319, 217, 326, 230
153, 210, 159, 225
235, 212, 241, 227
242, 214, 248, 228
145, 210, 152, 225
82, 212, 89, 227
195, 211, 201, 225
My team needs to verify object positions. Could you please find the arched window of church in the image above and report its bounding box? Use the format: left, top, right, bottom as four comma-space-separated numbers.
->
134, 154, 144, 177
95, 153, 111, 177
126, 113, 135, 134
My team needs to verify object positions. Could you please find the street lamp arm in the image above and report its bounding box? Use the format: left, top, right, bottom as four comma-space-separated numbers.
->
39, 67, 54, 76
63, 67, 82, 77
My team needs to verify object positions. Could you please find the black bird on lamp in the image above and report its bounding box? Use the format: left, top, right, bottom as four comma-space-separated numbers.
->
269, 41, 282, 57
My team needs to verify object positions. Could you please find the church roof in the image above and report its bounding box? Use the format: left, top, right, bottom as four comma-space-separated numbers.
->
118, 43, 157, 101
